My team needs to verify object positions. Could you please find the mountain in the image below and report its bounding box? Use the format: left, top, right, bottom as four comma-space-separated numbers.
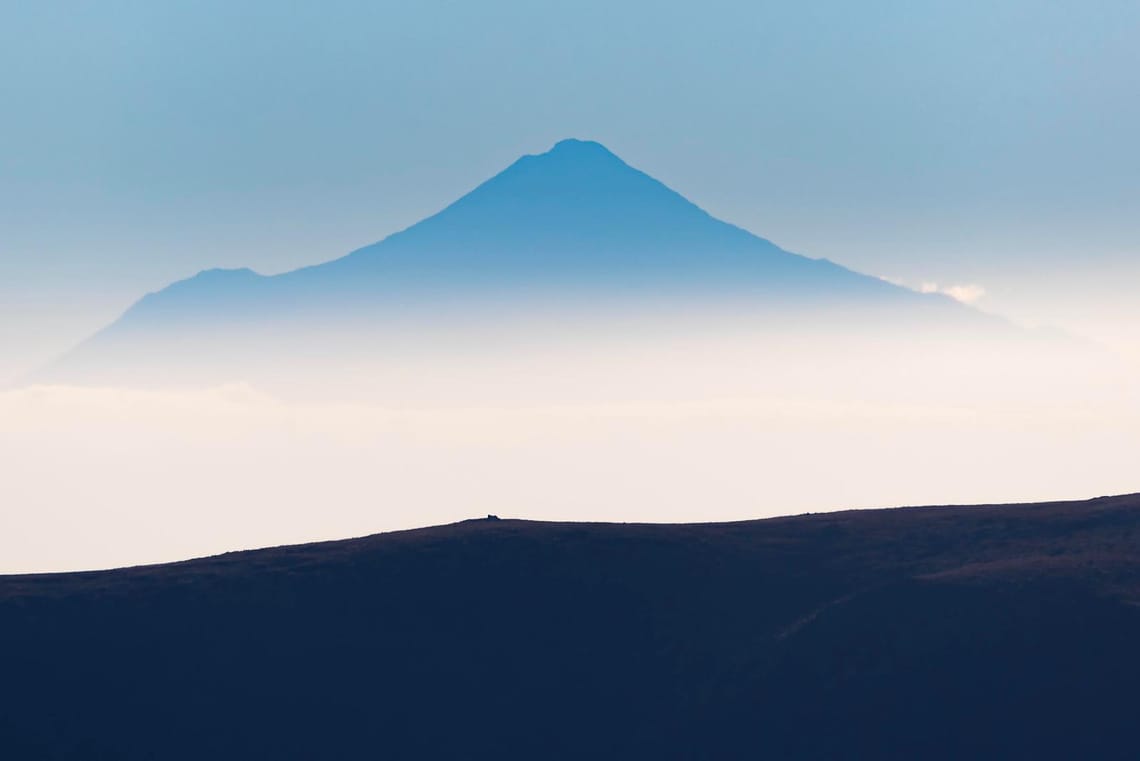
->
41, 139, 989, 388
3, 494, 1138, 759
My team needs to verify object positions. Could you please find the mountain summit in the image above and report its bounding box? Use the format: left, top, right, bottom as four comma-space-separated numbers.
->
307, 136, 804, 284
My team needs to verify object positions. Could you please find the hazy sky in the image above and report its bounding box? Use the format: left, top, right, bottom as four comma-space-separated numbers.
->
2, 0, 1139, 379
4, 1, 1140, 571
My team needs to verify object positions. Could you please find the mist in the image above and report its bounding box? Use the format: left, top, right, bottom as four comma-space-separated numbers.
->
5, 326, 1136, 573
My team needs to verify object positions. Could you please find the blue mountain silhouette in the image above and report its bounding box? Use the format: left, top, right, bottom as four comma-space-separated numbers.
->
47, 139, 981, 382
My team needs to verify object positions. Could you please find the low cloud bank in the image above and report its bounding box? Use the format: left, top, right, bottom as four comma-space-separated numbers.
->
3, 375, 1137, 573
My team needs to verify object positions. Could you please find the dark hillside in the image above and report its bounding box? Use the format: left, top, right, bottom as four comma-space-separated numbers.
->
3, 495, 1139, 759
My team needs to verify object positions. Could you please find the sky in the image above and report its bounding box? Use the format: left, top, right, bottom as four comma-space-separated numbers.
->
3, 1, 1140, 571
1, 0, 1139, 381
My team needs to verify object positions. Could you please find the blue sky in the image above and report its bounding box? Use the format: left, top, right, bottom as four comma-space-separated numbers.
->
2, 0, 1138, 378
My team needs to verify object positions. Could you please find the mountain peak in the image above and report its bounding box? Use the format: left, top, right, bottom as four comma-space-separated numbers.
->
512, 138, 628, 174
325, 136, 784, 270
544, 138, 619, 158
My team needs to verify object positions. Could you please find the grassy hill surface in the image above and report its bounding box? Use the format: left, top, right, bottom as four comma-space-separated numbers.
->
3, 494, 1139, 759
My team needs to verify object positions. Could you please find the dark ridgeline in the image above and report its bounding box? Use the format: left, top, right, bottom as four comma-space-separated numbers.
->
3, 495, 1139, 759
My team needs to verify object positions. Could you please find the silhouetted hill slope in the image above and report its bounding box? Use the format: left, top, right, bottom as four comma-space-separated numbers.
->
3, 494, 1139, 759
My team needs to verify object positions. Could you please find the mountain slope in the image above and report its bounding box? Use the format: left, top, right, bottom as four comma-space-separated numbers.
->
2, 494, 1139, 759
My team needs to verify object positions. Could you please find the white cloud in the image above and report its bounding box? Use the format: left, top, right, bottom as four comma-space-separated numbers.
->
883, 277, 986, 304
942, 284, 986, 304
